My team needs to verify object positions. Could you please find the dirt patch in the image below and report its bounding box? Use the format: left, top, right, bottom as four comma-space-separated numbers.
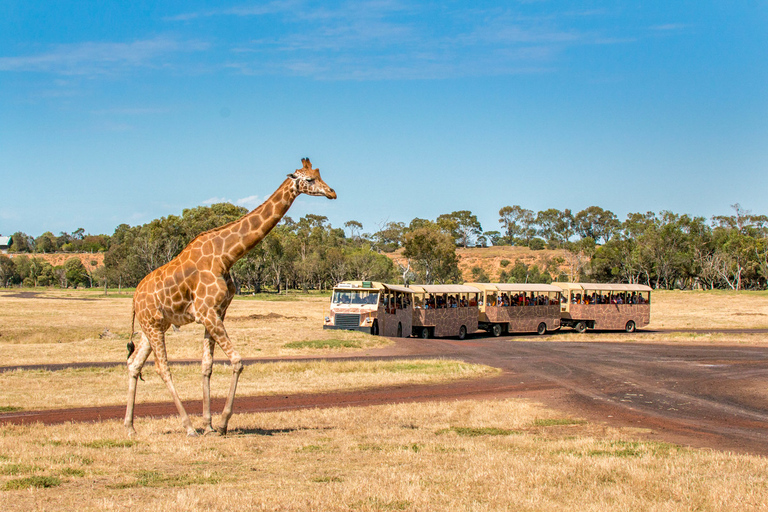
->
0, 291, 96, 301
4, 335, 768, 457
228, 312, 309, 321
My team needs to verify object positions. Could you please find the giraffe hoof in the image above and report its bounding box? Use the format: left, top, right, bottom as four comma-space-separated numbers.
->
186, 428, 199, 437
203, 427, 218, 436
216, 426, 228, 436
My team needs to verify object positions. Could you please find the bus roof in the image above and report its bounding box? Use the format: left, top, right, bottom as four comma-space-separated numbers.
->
381, 284, 413, 294
409, 284, 481, 294
552, 282, 653, 292
465, 282, 563, 293
333, 281, 385, 290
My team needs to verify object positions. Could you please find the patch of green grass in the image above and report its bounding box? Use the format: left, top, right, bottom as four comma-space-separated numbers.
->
81, 439, 136, 449
3, 476, 61, 490
311, 475, 343, 483
0, 463, 42, 476
438, 426, 522, 437
297, 444, 334, 453
0, 406, 22, 413
60, 467, 86, 477
284, 339, 362, 349
357, 443, 384, 451
110, 470, 220, 489
353, 497, 412, 510
533, 418, 586, 427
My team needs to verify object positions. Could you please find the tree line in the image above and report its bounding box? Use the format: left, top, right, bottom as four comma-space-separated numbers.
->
2, 202, 766, 291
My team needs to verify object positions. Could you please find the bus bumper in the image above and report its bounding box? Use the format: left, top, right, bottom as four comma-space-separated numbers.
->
323, 325, 371, 332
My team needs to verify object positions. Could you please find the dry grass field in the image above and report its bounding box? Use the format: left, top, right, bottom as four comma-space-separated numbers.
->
2, 401, 768, 511
2, 288, 768, 509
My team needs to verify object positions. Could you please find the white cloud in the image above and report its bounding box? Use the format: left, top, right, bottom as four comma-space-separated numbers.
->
0, 37, 209, 76
236, 195, 263, 209
202, 197, 230, 205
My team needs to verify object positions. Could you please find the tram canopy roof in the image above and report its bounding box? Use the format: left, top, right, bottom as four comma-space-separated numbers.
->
552, 282, 652, 292
465, 282, 563, 293
381, 284, 414, 294
409, 284, 481, 294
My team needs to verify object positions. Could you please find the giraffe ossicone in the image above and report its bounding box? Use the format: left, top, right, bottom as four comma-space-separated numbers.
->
125, 158, 336, 437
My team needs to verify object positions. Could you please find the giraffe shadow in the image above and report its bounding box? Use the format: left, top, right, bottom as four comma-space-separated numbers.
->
228, 426, 334, 437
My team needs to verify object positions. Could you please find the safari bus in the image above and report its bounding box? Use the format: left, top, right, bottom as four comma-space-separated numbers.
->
466, 283, 563, 336
553, 282, 652, 333
409, 284, 481, 340
323, 281, 413, 337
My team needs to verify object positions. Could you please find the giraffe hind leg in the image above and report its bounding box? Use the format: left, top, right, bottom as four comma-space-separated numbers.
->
149, 330, 199, 437
201, 330, 216, 435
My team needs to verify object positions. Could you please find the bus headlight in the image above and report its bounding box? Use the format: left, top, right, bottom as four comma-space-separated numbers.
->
325, 316, 330, 323
364, 317, 372, 324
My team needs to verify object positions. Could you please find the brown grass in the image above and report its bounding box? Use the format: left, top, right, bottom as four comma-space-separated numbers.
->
2, 400, 768, 510
0, 359, 497, 411
3, 288, 768, 509
2, 288, 768, 368
0, 290, 383, 366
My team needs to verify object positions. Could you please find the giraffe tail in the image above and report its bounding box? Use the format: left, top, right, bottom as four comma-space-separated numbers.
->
127, 302, 136, 360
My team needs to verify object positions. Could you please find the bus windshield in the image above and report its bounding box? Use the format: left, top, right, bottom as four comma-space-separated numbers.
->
332, 290, 379, 305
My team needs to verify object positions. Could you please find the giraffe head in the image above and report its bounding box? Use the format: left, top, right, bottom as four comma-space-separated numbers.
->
287, 158, 337, 199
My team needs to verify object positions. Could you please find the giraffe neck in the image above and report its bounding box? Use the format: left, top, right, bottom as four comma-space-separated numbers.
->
216, 178, 298, 270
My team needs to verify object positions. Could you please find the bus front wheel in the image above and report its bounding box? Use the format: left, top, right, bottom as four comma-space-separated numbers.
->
458, 325, 467, 340
537, 322, 547, 335
491, 324, 502, 337
397, 323, 403, 337
575, 321, 587, 333
625, 320, 636, 333
371, 321, 379, 336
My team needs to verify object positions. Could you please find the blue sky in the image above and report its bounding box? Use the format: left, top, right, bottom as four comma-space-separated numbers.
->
1, 1, 766, 239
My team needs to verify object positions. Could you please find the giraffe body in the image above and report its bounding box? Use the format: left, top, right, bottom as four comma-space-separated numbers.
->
125, 158, 336, 436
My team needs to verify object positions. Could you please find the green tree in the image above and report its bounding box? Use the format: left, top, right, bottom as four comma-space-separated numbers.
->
64, 258, 89, 288
437, 210, 483, 248
403, 221, 460, 284
34, 232, 58, 253
498, 206, 535, 245
0, 255, 15, 287
9, 232, 34, 253
574, 206, 620, 243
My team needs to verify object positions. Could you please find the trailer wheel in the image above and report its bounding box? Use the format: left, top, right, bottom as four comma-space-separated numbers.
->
625, 320, 636, 333
575, 321, 587, 333
537, 322, 547, 335
371, 321, 379, 336
397, 322, 403, 337
420, 327, 430, 339
491, 324, 502, 337
458, 325, 467, 340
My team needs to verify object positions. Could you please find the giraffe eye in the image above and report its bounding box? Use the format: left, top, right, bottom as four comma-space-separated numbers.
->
305, 178, 315, 183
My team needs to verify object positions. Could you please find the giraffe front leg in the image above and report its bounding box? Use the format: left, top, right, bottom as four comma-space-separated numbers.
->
124, 334, 152, 437
149, 332, 198, 437
201, 314, 242, 435
201, 331, 216, 435
218, 359, 244, 435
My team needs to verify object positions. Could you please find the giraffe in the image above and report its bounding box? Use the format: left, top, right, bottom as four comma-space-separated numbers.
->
125, 158, 336, 437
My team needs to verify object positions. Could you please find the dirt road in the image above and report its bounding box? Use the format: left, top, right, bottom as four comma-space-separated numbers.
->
3, 335, 768, 456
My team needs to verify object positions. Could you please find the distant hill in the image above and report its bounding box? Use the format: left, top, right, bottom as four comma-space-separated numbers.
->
386, 246, 567, 282
7, 252, 104, 272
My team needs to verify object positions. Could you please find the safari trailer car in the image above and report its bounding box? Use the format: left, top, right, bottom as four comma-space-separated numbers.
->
323, 281, 413, 337
409, 284, 480, 339
466, 283, 562, 336
553, 282, 652, 333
